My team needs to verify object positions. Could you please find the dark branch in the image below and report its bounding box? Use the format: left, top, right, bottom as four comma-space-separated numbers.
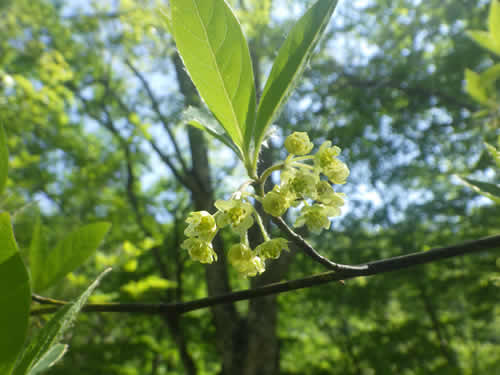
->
272, 217, 368, 272
93, 78, 194, 190
31, 234, 500, 316
124, 59, 190, 175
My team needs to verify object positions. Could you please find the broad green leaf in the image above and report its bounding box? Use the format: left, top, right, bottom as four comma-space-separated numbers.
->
183, 106, 243, 159
169, 0, 256, 151
489, 0, 500, 44
31, 222, 111, 292
485, 142, 500, 168
0, 213, 31, 375
465, 69, 493, 106
0, 211, 18, 264
459, 176, 500, 204
467, 30, 500, 56
254, 0, 339, 157
0, 123, 8, 195
27, 344, 68, 375
13, 269, 111, 375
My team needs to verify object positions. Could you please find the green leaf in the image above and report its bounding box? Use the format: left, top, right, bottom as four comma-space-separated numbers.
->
254, 0, 339, 157
481, 63, 500, 86
0, 213, 31, 375
27, 344, 68, 375
31, 222, 111, 292
169, 0, 256, 152
459, 176, 500, 204
13, 269, 111, 375
0, 123, 8, 195
485, 142, 500, 168
465, 69, 493, 106
0, 211, 18, 264
489, 0, 500, 45
467, 30, 500, 56
183, 106, 243, 159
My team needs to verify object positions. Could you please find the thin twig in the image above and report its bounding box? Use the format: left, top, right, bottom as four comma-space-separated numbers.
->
124, 59, 191, 175
272, 217, 368, 271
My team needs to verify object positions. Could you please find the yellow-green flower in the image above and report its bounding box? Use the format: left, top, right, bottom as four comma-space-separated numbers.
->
184, 211, 217, 241
316, 181, 346, 206
315, 141, 349, 184
262, 188, 293, 217
280, 167, 296, 186
289, 170, 319, 198
324, 161, 349, 185
181, 238, 217, 264
228, 243, 265, 277
316, 141, 341, 167
294, 204, 341, 233
255, 238, 289, 260
215, 199, 254, 233
284, 131, 314, 155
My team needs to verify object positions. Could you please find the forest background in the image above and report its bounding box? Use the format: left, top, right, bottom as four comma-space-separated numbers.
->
0, 0, 499, 374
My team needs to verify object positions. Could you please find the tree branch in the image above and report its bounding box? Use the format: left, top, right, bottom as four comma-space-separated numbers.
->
272, 216, 368, 272
31, 234, 500, 316
124, 59, 190, 175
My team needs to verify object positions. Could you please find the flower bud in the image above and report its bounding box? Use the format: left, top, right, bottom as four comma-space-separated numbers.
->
284, 132, 314, 155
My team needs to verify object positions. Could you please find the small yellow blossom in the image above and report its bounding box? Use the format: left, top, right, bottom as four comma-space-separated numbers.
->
181, 238, 218, 263
262, 188, 293, 217
255, 238, 289, 260
294, 204, 341, 233
184, 211, 217, 241
228, 243, 265, 277
215, 199, 254, 233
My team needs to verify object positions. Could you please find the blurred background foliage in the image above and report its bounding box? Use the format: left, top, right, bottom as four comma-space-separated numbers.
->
0, 0, 499, 374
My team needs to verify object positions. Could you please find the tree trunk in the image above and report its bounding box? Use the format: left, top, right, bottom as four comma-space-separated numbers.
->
173, 43, 291, 373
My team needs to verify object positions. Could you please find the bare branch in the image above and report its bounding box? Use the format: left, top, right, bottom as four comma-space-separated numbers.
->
272, 217, 368, 272
124, 59, 191, 175
31, 234, 500, 316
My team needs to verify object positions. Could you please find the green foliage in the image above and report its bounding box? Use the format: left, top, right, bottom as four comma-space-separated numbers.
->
459, 177, 500, 203
13, 270, 111, 375
0, 123, 8, 195
183, 106, 243, 158
486, 141, 500, 168
0, 213, 31, 375
168, 0, 257, 156
1, 0, 499, 374
30, 222, 111, 293
27, 344, 68, 375
253, 0, 339, 164
468, 0, 500, 56
462, 0, 500, 203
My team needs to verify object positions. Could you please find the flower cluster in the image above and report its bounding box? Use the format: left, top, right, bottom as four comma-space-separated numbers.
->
181, 131, 349, 277
262, 132, 349, 233
181, 195, 289, 277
